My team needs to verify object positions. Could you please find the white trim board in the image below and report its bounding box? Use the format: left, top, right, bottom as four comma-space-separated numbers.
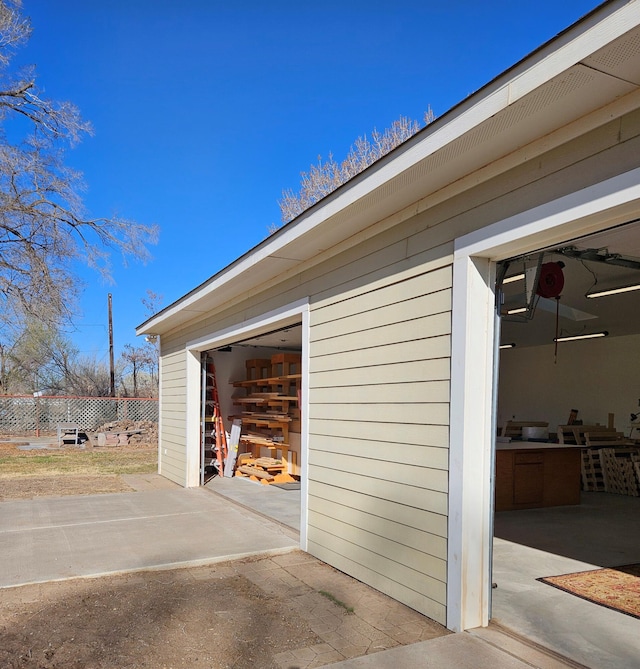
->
447, 166, 640, 632
185, 298, 309, 352
182, 299, 310, 551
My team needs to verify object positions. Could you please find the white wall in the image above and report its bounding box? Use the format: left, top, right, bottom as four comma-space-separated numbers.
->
209, 345, 293, 428
498, 333, 640, 436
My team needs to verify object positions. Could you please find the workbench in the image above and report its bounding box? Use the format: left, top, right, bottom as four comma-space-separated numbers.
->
495, 442, 582, 511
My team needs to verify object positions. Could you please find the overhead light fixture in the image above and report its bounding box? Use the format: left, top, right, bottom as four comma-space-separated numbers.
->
502, 272, 525, 284
554, 331, 609, 343
586, 283, 640, 298
499, 343, 516, 349
506, 307, 528, 315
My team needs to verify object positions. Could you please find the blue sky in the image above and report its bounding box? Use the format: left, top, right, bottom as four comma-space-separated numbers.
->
19, 0, 600, 362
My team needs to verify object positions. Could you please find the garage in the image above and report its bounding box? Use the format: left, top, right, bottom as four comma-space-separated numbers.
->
137, 2, 640, 655
197, 323, 304, 530
486, 220, 640, 665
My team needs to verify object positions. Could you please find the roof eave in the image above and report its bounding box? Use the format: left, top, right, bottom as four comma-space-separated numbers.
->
137, 0, 639, 337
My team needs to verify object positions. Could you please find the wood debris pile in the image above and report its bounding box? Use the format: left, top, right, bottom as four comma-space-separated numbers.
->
234, 454, 296, 485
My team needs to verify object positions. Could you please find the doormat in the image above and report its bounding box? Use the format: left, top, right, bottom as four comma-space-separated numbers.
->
538, 564, 640, 620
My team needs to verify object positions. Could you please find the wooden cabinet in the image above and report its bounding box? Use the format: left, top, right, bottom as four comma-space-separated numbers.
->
495, 445, 581, 511
513, 452, 544, 506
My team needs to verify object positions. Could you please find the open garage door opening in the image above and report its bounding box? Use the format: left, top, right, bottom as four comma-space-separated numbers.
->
199, 322, 304, 532
491, 219, 640, 667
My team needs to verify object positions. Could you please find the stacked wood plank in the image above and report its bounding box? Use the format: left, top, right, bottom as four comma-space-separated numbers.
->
235, 455, 296, 485
557, 424, 610, 445
581, 448, 606, 491
578, 431, 638, 495
600, 448, 640, 496
228, 353, 302, 478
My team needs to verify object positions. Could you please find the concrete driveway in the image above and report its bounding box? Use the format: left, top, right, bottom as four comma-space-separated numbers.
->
0, 484, 299, 588
0, 479, 584, 669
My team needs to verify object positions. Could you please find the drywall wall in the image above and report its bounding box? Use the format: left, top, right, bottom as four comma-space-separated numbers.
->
497, 333, 640, 436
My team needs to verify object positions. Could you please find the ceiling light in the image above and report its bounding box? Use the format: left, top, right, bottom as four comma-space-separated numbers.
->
586, 283, 640, 298
506, 307, 528, 315
502, 272, 525, 284
554, 331, 609, 343
499, 343, 516, 349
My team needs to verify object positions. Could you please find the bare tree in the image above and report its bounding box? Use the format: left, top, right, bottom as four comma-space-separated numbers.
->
0, 0, 158, 327
120, 343, 156, 398
278, 110, 435, 225
141, 289, 163, 319
0, 318, 76, 393
0, 319, 121, 396
139, 288, 161, 389
63, 355, 114, 397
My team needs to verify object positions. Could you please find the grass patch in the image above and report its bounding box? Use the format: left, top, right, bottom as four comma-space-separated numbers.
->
318, 590, 354, 614
0, 448, 157, 479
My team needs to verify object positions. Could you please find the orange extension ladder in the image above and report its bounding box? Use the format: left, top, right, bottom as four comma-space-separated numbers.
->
201, 354, 228, 483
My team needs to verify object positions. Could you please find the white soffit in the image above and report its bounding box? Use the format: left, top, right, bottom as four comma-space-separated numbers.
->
138, 2, 640, 336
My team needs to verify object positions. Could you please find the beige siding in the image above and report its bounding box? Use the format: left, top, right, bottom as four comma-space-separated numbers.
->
311, 358, 451, 388
308, 531, 446, 623
155, 107, 640, 625
308, 434, 448, 469
311, 335, 451, 372
307, 262, 452, 623
312, 311, 451, 356
311, 379, 449, 404
158, 351, 187, 485
311, 419, 449, 448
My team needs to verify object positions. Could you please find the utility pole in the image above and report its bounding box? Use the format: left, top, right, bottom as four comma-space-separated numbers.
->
108, 293, 115, 397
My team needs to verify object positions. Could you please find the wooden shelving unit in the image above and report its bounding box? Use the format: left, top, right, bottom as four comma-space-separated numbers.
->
230, 353, 301, 474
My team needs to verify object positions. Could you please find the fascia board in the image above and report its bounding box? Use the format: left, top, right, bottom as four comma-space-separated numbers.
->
505, 0, 639, 101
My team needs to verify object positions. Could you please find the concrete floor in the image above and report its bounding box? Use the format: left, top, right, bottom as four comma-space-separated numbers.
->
205, 474, 301, 531
493, 492, 640, 669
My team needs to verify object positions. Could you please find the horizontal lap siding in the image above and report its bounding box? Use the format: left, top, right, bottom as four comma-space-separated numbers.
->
151, 110, 640, 624
308, 533, 446, 623
159, 351, 187, 485
308, 263, 452, 624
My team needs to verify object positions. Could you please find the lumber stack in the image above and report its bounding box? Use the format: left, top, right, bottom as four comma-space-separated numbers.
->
235, 455, 296, 485
600, 448, 639, 496
581, 448, 606, 491
582, 446, 640, 496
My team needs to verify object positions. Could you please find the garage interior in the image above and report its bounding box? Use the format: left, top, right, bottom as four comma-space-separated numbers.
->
492, 218, 640, 668
199, 323, 304, 531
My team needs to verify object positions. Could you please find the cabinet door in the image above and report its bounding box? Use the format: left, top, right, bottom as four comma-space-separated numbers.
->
543, 449, 581, 506
513, 451, 544, 506
495, 451, 514, 511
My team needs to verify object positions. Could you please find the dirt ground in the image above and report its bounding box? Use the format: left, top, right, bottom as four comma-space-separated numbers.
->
0, 438, 320, 668
0, 436, 448, 668
0, 437, 157, 501
0, 559, 324, 669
